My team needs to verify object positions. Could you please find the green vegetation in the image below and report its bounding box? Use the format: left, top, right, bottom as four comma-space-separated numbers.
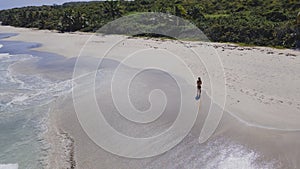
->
204, 14, 230, 19
0, 0, 299, 48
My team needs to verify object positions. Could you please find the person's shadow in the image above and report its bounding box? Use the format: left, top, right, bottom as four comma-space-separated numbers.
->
195, 93, 201, 100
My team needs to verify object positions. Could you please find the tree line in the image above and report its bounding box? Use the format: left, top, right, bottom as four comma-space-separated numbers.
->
0, 0, 299, 48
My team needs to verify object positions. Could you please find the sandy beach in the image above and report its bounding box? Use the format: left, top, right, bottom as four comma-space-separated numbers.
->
1, 25, 300, 168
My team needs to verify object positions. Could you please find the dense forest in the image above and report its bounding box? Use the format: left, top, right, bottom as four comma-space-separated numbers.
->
0, 0, 299, 48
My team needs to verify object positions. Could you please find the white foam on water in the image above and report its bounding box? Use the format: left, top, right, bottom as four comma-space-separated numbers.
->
217, 153, 257, 169
204, 138, 277, 169
0, 44, 3, 49
0, 53, 10, 59
145, 135, 277, 169
0, 52, 74, 168
213, 144, 260, 169
0, 164, 18, 169
11, 95, 29, 103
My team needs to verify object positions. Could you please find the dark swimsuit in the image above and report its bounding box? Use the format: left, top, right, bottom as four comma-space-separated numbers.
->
197, 81, 202, 90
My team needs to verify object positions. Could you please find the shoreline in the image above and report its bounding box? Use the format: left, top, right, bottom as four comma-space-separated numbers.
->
1, 24, 298, 51
1, 25, 300, 168
0, 32, 76, 168
44, 97, 76, 169
0, 25, 298, 58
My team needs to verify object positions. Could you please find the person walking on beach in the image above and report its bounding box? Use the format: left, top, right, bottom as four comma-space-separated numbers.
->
196, 77, 202, 97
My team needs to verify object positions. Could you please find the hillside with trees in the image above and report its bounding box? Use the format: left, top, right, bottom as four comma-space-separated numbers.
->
0, 0, 299, 48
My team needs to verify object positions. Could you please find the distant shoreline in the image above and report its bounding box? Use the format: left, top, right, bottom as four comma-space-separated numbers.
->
0, 25, 298, 59
1, 24, 299, 50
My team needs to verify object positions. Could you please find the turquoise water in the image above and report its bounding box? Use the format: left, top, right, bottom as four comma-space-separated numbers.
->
0, 37, 72, 168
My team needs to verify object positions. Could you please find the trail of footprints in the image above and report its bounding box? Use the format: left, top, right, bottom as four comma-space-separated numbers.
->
223, 69, 300, 110
238, 88, 300, 110
226, 86, 300, 110
212, 43, 297, 58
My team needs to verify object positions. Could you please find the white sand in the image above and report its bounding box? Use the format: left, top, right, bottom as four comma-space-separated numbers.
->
1, 25, 300, 168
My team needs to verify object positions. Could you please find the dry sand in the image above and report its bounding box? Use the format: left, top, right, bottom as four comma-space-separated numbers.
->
1, 25, 300, 168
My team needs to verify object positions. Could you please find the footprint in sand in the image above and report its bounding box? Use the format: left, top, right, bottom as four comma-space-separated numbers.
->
277, 100, 284, 104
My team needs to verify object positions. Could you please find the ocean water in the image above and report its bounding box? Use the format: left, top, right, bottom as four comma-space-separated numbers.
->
0, 37, 72, 168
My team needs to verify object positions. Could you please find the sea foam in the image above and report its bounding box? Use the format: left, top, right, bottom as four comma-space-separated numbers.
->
0, 43, 72, 168
0, 164, 18, 169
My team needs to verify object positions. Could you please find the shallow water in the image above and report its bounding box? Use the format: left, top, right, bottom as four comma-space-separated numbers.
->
0, 35, 72, 168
